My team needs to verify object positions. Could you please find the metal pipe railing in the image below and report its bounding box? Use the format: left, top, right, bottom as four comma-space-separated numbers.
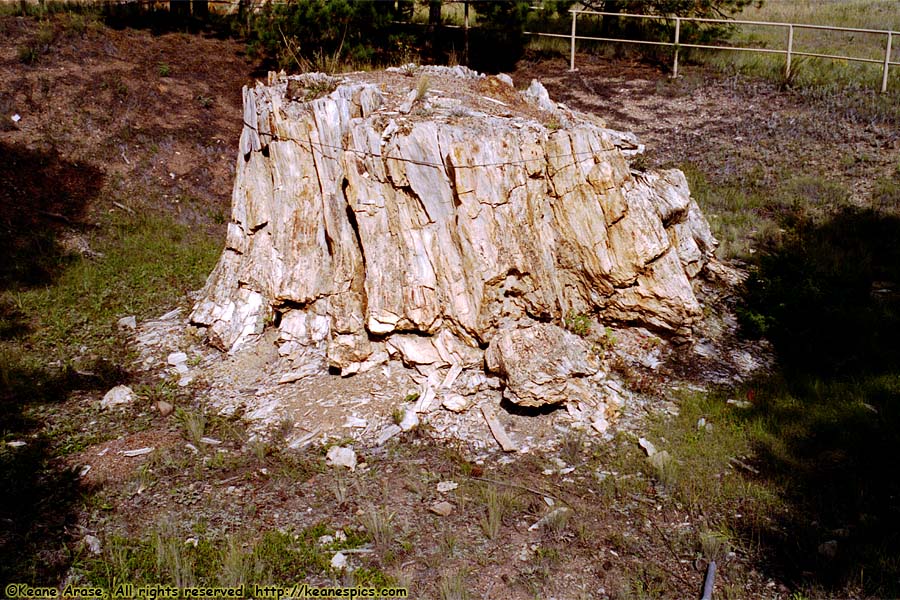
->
527, 9, 898, 92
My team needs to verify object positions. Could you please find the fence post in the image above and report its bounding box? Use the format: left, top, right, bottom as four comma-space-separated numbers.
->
786, 24, 794, 80
463, 0, 469, 66
883, 31, 893, 93
672, 16, 680, 78
569, 10, 577, 71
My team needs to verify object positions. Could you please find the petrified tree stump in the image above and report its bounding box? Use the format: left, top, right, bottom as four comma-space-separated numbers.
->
191, 68, 716, 402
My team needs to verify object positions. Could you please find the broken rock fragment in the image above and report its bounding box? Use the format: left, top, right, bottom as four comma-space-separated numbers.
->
484, 322, 601, 408
100, 385, 134, 410
326, 446, 357, 471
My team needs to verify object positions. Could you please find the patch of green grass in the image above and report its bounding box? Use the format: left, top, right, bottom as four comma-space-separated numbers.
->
8, 212, 218, 357
269, 448, 322, 482
253, 525, 338, 581
873, 175, 900, 210
682, 163, 852, 260
347, 566, 396, 588
77, 534, 158, 588
649, 390, 780, 525
587, 433, 649, 501
693, 1, 900, 98
77, 522, 373, 589
135, 379, 183, 408
738, 373, 900, 597
691, 169, 900, 592
17, 20, 57, 64
47, 419, 105, 457
0, 1, 102, 19
75, 527, 220, 589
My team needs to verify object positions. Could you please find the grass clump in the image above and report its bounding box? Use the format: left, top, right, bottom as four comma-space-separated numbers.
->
699, 526, 732, 562
175, 408, 206, 446
873, 176, 900, 210
217, 536, 259, 588
18, 21, 56, 64
564, 311, 591, 337
153, 524, 200, 588
438, 569, 470, 600
360, 506, 395, 550
477, 484, 520, 540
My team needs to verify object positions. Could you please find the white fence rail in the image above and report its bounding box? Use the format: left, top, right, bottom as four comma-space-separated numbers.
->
525, 9, 898, 93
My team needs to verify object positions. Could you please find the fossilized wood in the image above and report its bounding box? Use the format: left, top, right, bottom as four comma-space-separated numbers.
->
191, 71, 717, 386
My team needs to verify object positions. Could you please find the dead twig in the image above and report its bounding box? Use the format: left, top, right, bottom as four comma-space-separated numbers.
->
37, 210, 74, 224
729, 456, 760, 475
112, 201, 134, 214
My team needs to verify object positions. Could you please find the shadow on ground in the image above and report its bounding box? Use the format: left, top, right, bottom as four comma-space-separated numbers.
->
0, 141, 103, 290
0, 142, 110, 586
738, 207, 900, 596
0, 351, 126, 586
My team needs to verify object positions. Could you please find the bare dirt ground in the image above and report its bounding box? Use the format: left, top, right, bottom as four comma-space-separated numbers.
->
0, 15, 255, 231
514, 53, 900, 204
3, 14, 899, 600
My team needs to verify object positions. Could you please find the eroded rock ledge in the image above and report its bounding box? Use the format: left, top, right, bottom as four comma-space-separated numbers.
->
190, 68, 717, 408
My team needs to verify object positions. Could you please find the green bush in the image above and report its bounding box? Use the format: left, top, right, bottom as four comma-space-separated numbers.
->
246, 0, 404, 71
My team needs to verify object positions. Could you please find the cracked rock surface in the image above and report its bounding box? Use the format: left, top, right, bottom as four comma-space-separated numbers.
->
190, 67, 718, 403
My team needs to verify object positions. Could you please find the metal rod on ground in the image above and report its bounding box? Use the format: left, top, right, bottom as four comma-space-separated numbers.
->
786, 24, 794, 80
883, 31, 893, 93
569, 10, 577, 71
701, 560, 717, 600
673, 16, 680, 78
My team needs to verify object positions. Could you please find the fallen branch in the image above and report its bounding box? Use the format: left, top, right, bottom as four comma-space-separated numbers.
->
37, 210, 74, 224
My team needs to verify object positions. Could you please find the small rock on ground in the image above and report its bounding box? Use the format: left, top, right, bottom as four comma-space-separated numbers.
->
326, 446, 357, 471
429, 501, 454, 517
167, 351, 188, 366
330, 552, 347, 570
399, 405, 419, 431
100, 385, 134, 410
82, 534, 102, 555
